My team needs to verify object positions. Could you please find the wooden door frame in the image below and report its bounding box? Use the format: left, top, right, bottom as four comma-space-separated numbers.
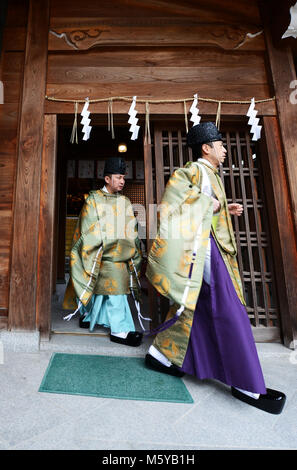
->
36, 114, 58, 339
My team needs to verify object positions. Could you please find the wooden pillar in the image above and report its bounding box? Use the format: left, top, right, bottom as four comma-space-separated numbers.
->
8, 0, 50, 330
261, 117, 297, 348
259, 0, 297, 241
56, 150, 67, 283
36, 115, 57, 338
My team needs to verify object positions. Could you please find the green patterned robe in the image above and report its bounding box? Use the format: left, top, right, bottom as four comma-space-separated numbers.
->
63, 189, 142, 310
146, 161, 245, 367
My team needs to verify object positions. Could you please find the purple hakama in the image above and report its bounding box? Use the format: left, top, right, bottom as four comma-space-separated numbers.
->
181, 235, 267, 394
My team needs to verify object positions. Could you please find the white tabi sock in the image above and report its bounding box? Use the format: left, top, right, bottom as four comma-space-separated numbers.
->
235, 387, 260, 400
148, 345, 172, 367
111, 332, 128, 339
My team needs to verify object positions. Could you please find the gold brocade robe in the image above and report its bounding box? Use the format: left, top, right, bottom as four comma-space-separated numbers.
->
63, 189, 142, 310
146, 161, 245, 367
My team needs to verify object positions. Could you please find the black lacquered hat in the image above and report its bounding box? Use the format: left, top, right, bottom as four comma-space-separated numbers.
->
186, 122, 223, 147
104, 157, 126, 176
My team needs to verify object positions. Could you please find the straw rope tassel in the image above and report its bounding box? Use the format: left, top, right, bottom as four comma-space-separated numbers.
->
184, 100, 189, 134
215, 101, 222, 130
70, 101, 78, 144
108, 99, 115, 139
145, 102, 151, 144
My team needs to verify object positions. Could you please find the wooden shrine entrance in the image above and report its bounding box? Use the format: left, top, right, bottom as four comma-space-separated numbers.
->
2, 0, 296, 350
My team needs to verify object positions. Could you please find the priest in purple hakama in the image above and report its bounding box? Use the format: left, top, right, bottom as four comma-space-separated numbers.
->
145, 122, 286, 414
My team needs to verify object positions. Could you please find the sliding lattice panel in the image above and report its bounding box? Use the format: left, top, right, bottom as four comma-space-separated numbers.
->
153, 127, 280, 339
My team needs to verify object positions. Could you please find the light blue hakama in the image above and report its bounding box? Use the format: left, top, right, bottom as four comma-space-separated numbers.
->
80, 294, 135, 333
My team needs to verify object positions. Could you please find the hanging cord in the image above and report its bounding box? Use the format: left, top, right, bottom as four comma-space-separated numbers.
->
144, 101, 151, 144
107, 98, 115, 139
70, 101, 78, 144
215, 101, 222, 130
184, 100, 189, 133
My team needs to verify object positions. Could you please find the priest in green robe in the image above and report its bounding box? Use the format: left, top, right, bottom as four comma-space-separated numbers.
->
63, 157, 144, 347
145, 122, 286, 414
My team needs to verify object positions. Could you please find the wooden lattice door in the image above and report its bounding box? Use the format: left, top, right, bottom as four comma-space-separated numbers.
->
152, 123, 281, 342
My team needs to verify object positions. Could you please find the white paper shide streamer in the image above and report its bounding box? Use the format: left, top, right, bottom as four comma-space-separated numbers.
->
246, 98, 262, 141
282, 1, 297, 39
128, 96, 140, 140
81, 97, 92, 141
189, 93, 201, 126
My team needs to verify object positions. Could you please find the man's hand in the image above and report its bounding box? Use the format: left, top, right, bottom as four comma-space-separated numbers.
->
228, 203, 243, 216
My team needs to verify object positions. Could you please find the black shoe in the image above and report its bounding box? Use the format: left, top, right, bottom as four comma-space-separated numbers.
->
231, 387, 286, 414
145, 353, 185, 377
79, 315, 90, 329
110, 331, 143, 347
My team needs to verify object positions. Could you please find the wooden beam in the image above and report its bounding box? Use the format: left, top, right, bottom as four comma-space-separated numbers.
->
261, 117, 297, 349
8, 0, 50, 330
260, 0, 297, 240
48, 22, 265, 51
47, 66, 267, 85
47, 48, 267, 68
36, 115, 57, 339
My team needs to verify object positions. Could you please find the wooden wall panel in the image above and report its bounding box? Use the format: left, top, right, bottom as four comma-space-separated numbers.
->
2, 27, 26, 51
47, 65, 266, 85
48, 48, 267, 68
45, 0, 272, 118
49, 0, 262, 24
1, 51, 24, 103
0, 0, 28, 320
46, 0, 271, 117
46, 43, 274, 115
261, 117, 297, 348
0, 126, 17, 315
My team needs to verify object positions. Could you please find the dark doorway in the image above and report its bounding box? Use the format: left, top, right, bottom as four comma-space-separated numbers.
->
51, 119, 148, 335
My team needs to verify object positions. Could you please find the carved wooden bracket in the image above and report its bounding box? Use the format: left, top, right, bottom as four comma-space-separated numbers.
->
49, 23, 264, 51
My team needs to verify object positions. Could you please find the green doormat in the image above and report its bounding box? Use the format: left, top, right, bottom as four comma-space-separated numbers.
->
39, 353, 193, 404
